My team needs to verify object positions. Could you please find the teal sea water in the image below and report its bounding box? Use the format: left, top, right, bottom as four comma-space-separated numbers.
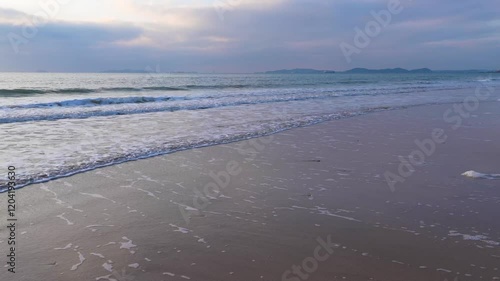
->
0, 72, 498, 190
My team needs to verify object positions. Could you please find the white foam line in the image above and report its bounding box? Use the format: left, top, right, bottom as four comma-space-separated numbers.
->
120, 237, 137, 253
462, 170, 500, 180
40, 185, 83, 212
436, 268, 452, 273
95, 274, 116, 281
169, 224, 191, 234
56, 213, 74, 225
91, 253, 105, 259
54, 243, 72, 250
137, 188, 160, 199
102, 262, 113, 272
86, 225, 115, 228
291, 205, 309, 210
79, 192, 116, 203
70, 252, 85, 271
449, 231, 500, 246
291, 205, 362, 222
316, 209, 361, 222
171, 201, 199, 211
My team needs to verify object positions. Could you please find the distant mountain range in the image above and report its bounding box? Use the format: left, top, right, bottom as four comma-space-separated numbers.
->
101, 69, 198, 74
101, 69, 153, 73
259, 68, 432, 74
258, 69, 336, 74
259, 68, 497, 74
343, 68, 432, 74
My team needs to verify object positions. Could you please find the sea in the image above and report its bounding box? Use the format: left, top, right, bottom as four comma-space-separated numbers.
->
0, 72, 499, 190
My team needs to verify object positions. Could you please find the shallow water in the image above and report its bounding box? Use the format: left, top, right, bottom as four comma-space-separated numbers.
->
0, 72, 499, 190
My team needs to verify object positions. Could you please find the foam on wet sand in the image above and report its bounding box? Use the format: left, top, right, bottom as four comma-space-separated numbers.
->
462, 170, 500, 180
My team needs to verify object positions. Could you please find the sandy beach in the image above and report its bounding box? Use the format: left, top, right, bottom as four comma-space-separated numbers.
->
1, 102, 499, 281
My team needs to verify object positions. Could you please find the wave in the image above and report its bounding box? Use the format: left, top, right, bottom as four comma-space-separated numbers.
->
0, 86, 449, 124
475, 76, 500, 82
0, 96, 325, 123
0, 85, 253, 96
0, 89, 46, 95
0, 106, 394, 193
184, 84, 249, 89
2, 96, 181, 109
0, 81, 459, 97
0, 87, 187, 96
1, 85, 437, 110
0, 88, 96, 96
141, 86, 187, 91
336, 80, 373, 84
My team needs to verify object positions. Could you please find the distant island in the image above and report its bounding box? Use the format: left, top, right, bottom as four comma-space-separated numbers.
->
101, 69, 153, 73
101, 69, 198, 74
258, 69, 336, 74
258, 68, 499, 74
259, 68, 432, 74
343, 68, 432, 74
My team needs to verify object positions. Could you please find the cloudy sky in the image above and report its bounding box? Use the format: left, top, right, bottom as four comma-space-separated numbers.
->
0, 0, 498, 72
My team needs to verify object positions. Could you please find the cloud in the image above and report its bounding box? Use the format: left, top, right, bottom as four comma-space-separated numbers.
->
0, 8, 31, 24
0, 0, 498, 72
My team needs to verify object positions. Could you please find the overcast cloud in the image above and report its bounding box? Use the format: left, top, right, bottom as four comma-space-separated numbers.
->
0, 0, 498, 72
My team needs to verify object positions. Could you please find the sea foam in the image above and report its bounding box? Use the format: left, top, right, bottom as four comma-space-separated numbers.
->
462, 170, 500, 180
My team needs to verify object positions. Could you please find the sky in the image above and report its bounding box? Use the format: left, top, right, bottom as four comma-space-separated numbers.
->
0, 0, 498, 73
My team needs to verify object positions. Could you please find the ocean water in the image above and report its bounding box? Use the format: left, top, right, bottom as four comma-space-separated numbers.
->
0, 72, 498, 190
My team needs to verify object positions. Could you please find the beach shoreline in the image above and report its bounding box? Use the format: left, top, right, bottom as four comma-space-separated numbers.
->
0, 89, 490, 193
1, 102, 500, 281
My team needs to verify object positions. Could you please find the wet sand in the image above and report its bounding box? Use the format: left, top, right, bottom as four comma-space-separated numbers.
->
1, 102, 500, 281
